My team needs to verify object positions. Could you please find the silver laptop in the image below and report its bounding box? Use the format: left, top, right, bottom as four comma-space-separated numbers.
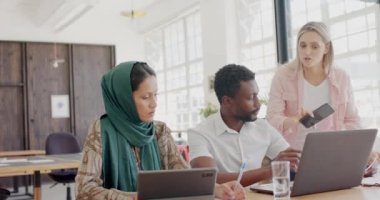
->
251, 129, 377, 196
137, 167, 216, 200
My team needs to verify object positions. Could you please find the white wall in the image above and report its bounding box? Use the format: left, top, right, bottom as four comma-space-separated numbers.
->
0, 2, 144, 64
200, 0, 240, 106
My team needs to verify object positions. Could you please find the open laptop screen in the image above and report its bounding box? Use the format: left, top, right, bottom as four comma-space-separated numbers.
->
251, 129, 377, 196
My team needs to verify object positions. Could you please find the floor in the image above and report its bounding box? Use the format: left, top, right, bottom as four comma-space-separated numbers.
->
8, 183, 72, 200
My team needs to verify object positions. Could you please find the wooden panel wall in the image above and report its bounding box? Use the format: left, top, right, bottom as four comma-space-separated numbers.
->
0, 41, 114, 187
0, 42, 24, 151
0, 40, 114, 151
26, 43, 71, 149
72, 44, 114, 146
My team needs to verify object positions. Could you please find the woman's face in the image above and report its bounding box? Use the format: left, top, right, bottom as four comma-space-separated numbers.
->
133, 75, 158, 123
298, 31, 329, 69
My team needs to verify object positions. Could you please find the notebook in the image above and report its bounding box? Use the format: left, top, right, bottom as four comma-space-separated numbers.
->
137, 167, 216, 200
251, 129, 377, 196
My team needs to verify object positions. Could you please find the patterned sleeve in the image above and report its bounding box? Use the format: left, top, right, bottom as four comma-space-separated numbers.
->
75, 120, 136, 200
154, 121, 190, 170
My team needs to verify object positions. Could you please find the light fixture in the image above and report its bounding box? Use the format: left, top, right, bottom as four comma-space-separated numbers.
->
120, 0, 146, 19
121, 10, 146, 19
51, 43, 65, 68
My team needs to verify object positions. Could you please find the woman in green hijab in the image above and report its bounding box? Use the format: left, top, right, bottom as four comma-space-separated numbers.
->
75, 61, 246, 200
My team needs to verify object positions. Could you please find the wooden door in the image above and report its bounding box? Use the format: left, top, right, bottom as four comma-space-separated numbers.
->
72, 44, 114, 146
26, 43, 71, 149
0, 42, 25, 151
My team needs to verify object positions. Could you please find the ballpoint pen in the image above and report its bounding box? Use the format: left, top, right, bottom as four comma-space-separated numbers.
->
234, 161, 246, 190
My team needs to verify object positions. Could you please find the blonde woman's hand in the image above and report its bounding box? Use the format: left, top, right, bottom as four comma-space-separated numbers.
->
283, 109, 311, 131
214, 181, 246, 200
283, 117, 300, 131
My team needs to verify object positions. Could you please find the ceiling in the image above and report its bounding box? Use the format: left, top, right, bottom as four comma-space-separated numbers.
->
0, 0, 157, 32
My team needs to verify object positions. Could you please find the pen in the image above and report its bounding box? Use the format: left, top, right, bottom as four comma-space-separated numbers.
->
234, 161, 246, 190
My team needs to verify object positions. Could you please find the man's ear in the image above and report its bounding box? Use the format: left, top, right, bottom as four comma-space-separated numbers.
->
221, 96, 233, 107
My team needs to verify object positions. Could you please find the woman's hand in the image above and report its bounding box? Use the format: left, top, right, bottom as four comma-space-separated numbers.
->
283, 117, 300, 131
283, 109, 311, 131
214, 181, 246, 200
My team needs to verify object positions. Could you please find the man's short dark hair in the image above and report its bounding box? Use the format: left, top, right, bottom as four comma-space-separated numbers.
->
214, 64, 255, 103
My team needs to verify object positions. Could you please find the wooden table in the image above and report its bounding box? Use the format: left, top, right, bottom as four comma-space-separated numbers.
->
0, 149, 46, 195
0, 150, 45, 157
0, 153, 81, 200
247, 186, 380, 199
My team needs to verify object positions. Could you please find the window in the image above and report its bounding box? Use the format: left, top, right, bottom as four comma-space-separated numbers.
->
236, 0, 277, 117
287, 0, 380, 128
145, 11, 204, 131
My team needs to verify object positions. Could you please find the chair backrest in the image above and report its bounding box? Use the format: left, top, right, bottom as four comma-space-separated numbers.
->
0, 188, 10, 200
45, 132, 81, 155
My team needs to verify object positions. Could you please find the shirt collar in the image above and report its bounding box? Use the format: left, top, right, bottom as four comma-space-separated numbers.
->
214, 111, 240, 135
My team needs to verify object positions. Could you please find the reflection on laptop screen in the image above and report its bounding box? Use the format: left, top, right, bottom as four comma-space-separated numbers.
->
251, 129, 377, 197
138, 168, 216, 200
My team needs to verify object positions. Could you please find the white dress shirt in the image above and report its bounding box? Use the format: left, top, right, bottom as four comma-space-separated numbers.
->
188, 111, 289, 172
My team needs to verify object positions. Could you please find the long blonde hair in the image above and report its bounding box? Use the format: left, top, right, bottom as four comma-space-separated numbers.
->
296, 21, 334, 74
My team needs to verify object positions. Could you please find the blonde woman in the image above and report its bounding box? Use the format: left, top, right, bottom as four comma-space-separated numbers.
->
266, 21, 361, 150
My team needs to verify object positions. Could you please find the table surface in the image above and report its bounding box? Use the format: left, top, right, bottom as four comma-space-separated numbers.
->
0, 153, 81, 177
2, 153, 380, 200
0, 153, 82, 200
247, 186, 380, 199
0, 150, 46, 157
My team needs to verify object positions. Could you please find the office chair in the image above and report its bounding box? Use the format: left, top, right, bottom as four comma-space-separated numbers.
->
45, 132, 81, 200
0, 188, 10, 200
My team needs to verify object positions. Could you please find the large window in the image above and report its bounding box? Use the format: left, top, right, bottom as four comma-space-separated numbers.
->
236, 0, 380, 127
236, 0, 278, 117
287, 0, 380, 128
145, 11, 204, 131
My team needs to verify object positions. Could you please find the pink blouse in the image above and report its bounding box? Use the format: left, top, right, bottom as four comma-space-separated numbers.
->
266, 60, 361, 148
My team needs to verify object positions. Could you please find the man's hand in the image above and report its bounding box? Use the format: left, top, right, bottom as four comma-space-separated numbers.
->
274, 148, 302, 171
364, 152, 378, 177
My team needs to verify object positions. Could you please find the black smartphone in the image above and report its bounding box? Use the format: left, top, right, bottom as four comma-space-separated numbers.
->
299, 103, 334, 128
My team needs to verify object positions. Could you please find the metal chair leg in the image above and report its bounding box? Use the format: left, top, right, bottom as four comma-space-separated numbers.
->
66, 185, 71, 200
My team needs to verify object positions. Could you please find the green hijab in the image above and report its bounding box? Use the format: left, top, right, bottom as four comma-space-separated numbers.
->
100, 61, 161, 192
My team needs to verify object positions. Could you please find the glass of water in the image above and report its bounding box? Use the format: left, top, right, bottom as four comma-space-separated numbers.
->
271, 161, 290, 200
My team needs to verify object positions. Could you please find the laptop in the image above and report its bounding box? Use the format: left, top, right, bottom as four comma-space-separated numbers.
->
251, 129, 377, 196
137, 167, 216, 200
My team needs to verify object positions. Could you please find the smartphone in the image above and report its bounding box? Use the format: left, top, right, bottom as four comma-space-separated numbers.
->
299, 103, 334, 128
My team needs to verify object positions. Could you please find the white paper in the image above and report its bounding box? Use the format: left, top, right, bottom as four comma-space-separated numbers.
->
362, 172, 380, 185
0, 158, 28, 163
28, 159, 54, 163
51, 95, 70, 118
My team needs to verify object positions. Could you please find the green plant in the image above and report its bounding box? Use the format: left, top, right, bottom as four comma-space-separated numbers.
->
200, 102, 218, 118
259, 95, 269, 105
